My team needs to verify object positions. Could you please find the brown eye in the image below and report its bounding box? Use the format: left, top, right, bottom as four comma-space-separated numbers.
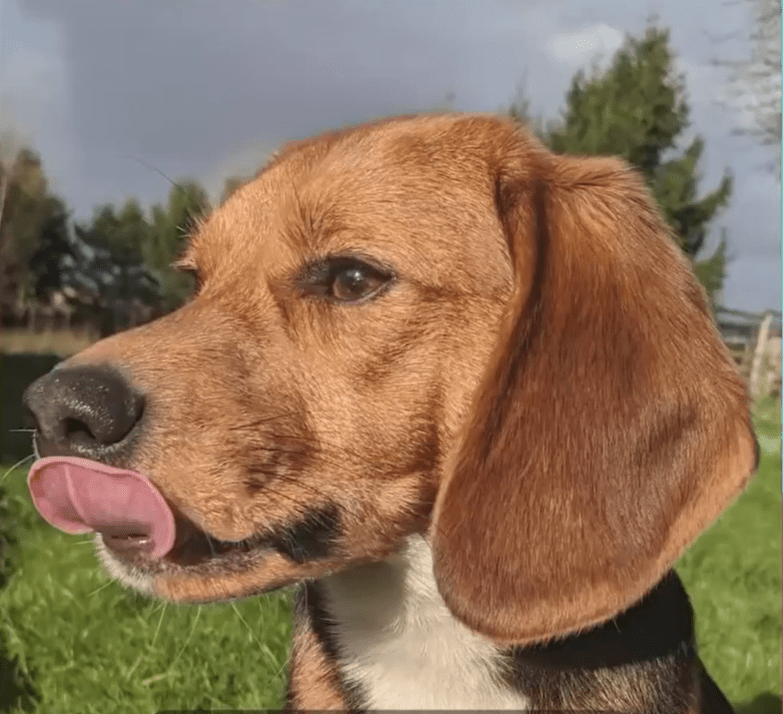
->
331, 264, 385, 301
298, 256, 393, 303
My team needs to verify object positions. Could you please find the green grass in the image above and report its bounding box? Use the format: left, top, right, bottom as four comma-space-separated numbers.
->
0, 468, 292, 713
0, 403, 780, 713
676, 399, 781, 713
1, 330, 96, 359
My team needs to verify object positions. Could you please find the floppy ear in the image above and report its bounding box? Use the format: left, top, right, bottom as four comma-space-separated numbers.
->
430, 137, 759, 645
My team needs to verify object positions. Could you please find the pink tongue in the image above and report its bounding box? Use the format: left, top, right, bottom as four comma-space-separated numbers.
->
27, 456, 176, 560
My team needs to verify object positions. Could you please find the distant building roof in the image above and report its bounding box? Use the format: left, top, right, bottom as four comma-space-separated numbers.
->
715, 307, 782, 344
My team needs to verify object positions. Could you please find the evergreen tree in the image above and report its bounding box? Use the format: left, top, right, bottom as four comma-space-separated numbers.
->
147, 180, 210, 309
73, 180, 210, 312
0, 148, 70, 317
511, 25, 732, 304
78, 199, 149, 266
27, 198, 74, 302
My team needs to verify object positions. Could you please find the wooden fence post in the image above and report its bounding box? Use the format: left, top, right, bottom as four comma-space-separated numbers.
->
749, 312, 773, 399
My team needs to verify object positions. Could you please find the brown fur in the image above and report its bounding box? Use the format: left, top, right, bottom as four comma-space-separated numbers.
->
49, 113, 755, 709
429, 129, 756, 644
284, 586, 352, 710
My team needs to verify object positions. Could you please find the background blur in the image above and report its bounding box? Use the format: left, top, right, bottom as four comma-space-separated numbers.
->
0, 1, 780, 712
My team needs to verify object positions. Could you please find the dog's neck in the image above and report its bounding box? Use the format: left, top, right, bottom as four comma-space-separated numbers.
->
313, 536, 699, 711
318, 535, 531, 709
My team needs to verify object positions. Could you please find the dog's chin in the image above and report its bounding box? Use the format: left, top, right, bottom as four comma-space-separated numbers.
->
92, 502, 407, 604
95, 531, 340, 604
95, 534, 277, 602
96, 537, 156, 596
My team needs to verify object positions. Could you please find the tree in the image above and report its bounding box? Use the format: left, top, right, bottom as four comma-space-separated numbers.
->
115, 199, 150, 265
78, 198, 149, 265
507, 71, 547, 140
27, 198, 74, 302
0, 144, 70, 320
147, 180, 211, 309
511, 25, 733, 304
70, 179, 210, 316
714, 0, 781, 176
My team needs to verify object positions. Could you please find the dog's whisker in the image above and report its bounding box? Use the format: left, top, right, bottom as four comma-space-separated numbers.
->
278, 433, 374, 463
256, 467, 353, 506
245, 435, 368, 468
252, 481, 312, 511
227, 412, 300, 432
1, 453, 35, 482
263, 472, 332, 502
206, 533, 217, 559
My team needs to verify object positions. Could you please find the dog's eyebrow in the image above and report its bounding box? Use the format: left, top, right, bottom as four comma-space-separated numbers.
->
182, 201, 226, 267
281, 190, 347, 255
169, 211, 212, 273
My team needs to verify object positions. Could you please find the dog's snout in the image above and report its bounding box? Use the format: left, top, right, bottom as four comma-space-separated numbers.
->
23, 366, 145, 458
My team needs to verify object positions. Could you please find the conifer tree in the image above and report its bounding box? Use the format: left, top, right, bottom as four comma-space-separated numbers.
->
511, 25, 732, 304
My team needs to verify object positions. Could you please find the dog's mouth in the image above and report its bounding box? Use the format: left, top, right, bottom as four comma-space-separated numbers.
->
159, 512, 270, 572
27, 456, 271, 575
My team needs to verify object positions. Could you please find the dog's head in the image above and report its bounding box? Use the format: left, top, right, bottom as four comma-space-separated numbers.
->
24, 114, 757, 645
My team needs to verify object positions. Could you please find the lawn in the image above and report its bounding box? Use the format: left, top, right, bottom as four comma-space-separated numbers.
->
0, 463, 292, 712
676, 398, 781, 713
0, 402, 780, 713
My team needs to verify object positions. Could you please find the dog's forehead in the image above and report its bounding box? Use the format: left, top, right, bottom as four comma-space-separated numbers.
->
189, 115, 513, 280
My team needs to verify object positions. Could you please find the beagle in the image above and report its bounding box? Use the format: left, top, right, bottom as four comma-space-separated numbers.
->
24, 113, 758, 712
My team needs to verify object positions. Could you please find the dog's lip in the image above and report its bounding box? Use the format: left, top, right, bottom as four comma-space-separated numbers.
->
133, 510, 269, 572
28, 455, 177, 561
27, 451, 270, 572
27, 450, 273, 573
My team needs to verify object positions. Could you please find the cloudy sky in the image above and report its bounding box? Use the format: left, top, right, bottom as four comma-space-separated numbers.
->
2, 0, 779, 311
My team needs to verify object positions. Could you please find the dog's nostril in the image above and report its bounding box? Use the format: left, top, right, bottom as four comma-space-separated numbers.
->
23, 365, 146, 456
63, 417, 96, 442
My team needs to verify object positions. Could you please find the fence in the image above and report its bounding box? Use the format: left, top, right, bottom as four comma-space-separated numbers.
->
3, 302, 781, 401
716, 308, 782, 401
2, 292, 163, 338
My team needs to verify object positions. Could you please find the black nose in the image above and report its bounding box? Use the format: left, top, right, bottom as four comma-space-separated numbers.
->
23, 365, 145, 459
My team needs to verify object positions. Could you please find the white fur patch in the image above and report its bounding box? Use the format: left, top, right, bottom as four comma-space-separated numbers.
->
95, 536, 154, 595
321, 535, 530, 710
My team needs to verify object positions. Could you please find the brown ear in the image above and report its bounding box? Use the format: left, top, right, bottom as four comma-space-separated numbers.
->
430, 138, 758, 645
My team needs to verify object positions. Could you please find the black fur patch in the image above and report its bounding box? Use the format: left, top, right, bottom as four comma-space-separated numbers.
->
269, 503, 341, 563
508, 570, 695, 670
296, 582, 368, 710
503, 571, 703, 712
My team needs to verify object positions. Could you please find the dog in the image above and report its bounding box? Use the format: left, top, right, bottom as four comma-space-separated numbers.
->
24, 113, 757, 711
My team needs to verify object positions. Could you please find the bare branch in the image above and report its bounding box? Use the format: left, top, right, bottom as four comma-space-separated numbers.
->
712, 0, 781, 177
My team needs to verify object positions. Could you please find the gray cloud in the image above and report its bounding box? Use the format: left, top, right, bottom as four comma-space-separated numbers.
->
8, 0, 779, 310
